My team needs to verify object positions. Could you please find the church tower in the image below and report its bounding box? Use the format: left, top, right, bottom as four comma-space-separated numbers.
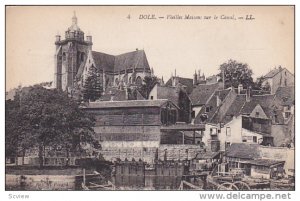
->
54, 12, 93, 92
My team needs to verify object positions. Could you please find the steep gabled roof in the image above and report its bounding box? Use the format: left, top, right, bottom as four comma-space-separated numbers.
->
189, 83, 220, 106
225, 143, 260, 160
156, 86, 180, 106
221, 95, 247, 123
194, 89, 231, 124
114, 50, 150, 72
274, 86, 295, 106
263, 67, 284, 78
240, 95, 275, 116
92, 51, 115, 72
165, 76, 194, 94
91, 50, 150, 73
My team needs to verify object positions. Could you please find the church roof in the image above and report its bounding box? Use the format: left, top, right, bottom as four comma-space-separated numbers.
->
91, 50, 150, 73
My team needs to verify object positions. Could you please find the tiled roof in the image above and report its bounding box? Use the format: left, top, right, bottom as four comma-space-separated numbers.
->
165, 76, 194, 94
92, 50, 150, 73
274, 86, 295, 106
114, 50, 150, 72
240, 95, 275, 116
194, 89, 231, 124
245, 159, 285, 167
189, 83, 220, 105
263, 67, 284, 78
92, 51, 115, 72
156, 86, 180, 106
84, 99, 169, 109
221, 95, 247, 124
225, 143, 260, 160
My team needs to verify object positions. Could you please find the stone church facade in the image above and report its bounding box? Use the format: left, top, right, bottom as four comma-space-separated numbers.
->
54, 13, 152, 93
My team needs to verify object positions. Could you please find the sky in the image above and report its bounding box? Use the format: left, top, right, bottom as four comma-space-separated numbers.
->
6, 6, 294, 90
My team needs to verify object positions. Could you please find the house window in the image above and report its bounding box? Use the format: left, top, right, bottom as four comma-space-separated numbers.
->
206, 107, 210, 112
253, 136, 257, 143
285, 112, 290, 118
191, 111, 195, 118
225, 142, 231, 149
226, 127, 231, 136
150, 96, 154, 100
210, 128, 217, 135
255, 112, 259, 117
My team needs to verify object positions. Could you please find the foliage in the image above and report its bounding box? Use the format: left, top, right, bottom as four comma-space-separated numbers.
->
5, 85, 96, 167
218, 59, 254, 89
82, 65, 103, 102
138, 76, 158, 99
178, 89, 191, 123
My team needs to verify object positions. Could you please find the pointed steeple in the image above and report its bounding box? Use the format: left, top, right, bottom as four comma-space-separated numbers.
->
72, 11, 77, 25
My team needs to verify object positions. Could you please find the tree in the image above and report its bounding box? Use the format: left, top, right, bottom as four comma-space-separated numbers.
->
82, 65, 103, 102
5, 85, 97, 168
218, 59, 254, 89
138, 76, 158, 99
178, 89, 191, 123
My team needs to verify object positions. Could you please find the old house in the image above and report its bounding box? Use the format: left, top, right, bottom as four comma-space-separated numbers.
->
148, 83, 192, 123
82, 99, 205, 163
165, 75, 194, 94
189, 82, 222, 123
193, 84, 294, 151
225, 143, 286, 179
272, 86, 295, 146
261, 66, 294, 94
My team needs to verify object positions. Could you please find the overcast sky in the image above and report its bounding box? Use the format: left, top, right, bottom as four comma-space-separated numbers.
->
6, 6, 294, 90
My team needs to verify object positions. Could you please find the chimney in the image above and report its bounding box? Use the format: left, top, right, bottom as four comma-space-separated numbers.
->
86, 35, 92, 42
125, 87, 129, 100
55, 34, 61, 42
238, 84, 243, 94
216, 93, 221, 107
246, 86, 252, 102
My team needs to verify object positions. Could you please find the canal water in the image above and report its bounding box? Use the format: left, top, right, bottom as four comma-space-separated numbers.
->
113, 175, 182, 190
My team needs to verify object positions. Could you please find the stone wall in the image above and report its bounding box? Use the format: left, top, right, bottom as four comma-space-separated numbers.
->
100, 144, 201, 164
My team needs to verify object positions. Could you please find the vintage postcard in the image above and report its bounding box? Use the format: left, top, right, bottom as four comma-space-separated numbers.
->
5, 5, 295, 194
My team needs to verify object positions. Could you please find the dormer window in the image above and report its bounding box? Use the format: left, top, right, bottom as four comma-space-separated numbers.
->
255, 112, 259, 117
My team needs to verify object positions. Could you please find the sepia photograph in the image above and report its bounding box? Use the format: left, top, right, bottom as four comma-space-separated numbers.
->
5, 5, 295, 192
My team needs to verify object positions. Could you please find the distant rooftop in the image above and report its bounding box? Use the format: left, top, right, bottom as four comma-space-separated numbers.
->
83, 99, 171, 109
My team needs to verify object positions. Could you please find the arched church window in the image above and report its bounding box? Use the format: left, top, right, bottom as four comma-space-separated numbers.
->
62, 52, 66, 61
136, 76, 143, 86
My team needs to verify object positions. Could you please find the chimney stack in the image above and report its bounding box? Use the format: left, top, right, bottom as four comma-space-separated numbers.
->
238, 84, 243, 94
216, 93, 221, 107
55, 35, 61, 42
246, 86, 252, 102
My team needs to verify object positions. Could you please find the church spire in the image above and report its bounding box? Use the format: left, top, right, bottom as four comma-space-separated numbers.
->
72, 11, 77, 25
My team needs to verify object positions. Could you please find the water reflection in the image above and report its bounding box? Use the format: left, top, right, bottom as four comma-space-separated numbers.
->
113, 175, 182, 190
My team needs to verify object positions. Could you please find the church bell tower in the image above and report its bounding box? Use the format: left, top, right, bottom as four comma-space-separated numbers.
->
54, 12, 93, 92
